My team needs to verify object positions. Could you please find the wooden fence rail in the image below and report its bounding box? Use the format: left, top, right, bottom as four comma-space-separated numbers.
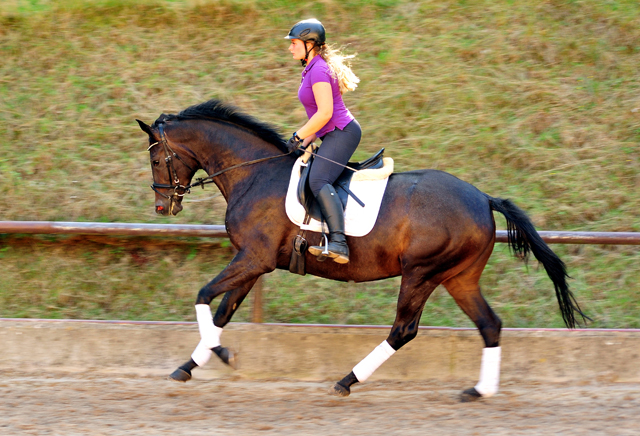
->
1, 221, 639, 245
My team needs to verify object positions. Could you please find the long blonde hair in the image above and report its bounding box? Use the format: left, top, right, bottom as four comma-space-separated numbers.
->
317, 44, 359, 95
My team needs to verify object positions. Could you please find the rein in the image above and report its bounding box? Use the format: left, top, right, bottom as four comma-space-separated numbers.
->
188, 142, 359, 191
149, 122, 295, 199
187, 149, 295, 190
298, 145, 358, 172
149, 122, 359, 209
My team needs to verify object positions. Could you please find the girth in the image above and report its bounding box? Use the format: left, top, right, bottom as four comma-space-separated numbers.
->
297, 148, 385, 221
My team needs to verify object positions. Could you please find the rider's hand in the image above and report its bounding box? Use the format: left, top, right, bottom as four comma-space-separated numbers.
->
286, 132, 303, 155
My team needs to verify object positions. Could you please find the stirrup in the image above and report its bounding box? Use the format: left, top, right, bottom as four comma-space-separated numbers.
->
317, 234, 329, 262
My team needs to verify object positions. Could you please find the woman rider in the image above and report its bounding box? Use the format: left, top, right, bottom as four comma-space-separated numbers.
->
284, 18, 361, 264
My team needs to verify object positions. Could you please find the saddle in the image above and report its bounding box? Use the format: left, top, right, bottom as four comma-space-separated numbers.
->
297, 148, 385, 221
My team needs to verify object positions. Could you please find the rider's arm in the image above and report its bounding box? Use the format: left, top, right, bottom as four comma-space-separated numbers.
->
301, 134, 317, 148
295, 82, 333, 139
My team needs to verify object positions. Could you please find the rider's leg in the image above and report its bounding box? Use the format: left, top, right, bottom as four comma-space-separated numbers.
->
308, 184, 349, 263
308, 119, 362, 197
308, 120, 361, 263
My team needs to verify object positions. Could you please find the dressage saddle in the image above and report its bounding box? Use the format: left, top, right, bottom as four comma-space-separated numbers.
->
297, 148, 385, 222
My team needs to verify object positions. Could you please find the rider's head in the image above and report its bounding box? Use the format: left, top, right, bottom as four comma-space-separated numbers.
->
284, 18, 326, 66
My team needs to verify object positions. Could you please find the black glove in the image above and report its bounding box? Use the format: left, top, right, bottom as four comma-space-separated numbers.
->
286, 132, 303, 154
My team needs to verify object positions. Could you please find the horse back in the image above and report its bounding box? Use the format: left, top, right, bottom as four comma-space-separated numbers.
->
383, 169, 494, 230
374, 169, 495, 263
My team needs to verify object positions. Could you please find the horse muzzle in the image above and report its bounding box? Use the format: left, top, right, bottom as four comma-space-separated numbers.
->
156, 197, 183, 216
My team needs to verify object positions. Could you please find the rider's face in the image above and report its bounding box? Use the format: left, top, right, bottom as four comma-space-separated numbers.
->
288, 39, 310, 60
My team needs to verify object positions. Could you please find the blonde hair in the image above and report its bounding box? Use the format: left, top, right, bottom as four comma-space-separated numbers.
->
317, 44, 359, 95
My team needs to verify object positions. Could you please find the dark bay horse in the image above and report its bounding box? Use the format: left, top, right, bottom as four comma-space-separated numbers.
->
137, 99, 587, 401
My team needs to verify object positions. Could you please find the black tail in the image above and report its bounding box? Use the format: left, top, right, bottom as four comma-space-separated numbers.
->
487, 196, 590, 328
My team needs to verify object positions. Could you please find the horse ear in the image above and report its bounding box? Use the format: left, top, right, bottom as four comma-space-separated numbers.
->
136, 119, 154, 136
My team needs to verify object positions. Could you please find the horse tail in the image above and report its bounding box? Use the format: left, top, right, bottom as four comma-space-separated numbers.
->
486, 195, 590, 329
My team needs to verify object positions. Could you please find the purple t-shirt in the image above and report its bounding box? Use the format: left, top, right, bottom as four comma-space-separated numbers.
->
298, 56, 354, 138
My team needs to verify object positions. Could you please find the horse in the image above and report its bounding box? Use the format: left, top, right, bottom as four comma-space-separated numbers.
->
136, 99, 588, 401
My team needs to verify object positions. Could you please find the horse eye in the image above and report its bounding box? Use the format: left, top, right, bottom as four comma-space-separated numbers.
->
153, 161, 160, 167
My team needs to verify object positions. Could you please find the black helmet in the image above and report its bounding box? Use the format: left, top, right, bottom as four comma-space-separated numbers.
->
284, 18, 326, 45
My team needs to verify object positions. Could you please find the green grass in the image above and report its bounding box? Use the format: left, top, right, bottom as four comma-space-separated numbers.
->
1, 0, 639, 327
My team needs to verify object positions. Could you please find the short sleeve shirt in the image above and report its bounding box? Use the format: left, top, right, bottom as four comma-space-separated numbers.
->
298, 56, 354, 138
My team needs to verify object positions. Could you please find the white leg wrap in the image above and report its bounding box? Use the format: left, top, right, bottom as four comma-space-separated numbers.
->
191, 304, 223, 367
191, 341, 214, 367
474, 346, 501, 397
352, 340, 396, 382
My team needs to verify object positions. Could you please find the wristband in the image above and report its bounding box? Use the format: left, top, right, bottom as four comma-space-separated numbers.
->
293, 132, 302, 142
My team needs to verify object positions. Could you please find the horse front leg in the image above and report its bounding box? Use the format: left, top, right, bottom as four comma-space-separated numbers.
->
209, 281, 258, 367
168, 251, 269, 383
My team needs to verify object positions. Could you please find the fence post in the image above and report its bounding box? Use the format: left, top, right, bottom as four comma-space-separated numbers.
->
252, 276, 264, 323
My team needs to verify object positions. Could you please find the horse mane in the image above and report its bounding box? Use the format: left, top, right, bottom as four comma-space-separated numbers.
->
158, 99, 288, 153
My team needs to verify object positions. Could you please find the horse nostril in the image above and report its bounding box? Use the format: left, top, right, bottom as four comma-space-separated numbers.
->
156, 206, 164, 212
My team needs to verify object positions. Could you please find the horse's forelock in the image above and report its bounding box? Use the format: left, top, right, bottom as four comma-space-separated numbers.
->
152, 113, 172, 127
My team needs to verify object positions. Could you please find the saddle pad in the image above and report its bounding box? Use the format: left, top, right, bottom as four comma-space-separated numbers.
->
285, 156, 393, 237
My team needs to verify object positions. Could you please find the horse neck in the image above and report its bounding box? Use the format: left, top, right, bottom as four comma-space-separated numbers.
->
182, 120, 289, 202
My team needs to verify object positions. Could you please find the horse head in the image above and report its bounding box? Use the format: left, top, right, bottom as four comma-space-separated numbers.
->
137, 117, 199, 216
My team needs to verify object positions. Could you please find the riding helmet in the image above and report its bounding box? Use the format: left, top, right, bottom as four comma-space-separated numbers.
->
284, 18, 326, 45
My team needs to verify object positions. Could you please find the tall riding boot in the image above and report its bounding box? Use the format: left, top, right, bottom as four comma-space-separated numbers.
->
308, 184, 350, 264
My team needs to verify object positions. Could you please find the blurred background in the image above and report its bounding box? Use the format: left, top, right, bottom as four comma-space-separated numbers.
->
0, 0, 638, 327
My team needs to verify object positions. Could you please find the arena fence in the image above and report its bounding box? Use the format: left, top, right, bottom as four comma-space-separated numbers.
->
2, 221, 639, 322
1, 221, 639, 245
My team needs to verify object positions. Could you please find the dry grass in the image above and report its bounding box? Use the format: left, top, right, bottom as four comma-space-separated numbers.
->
0, 0, 639, 326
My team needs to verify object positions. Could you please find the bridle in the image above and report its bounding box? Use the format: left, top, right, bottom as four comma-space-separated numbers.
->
148, 122, 295, 211
149, 123, 196, 211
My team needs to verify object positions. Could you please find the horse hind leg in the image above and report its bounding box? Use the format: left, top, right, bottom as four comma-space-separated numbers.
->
330, 273, 437, 397
443, 267, 502, 402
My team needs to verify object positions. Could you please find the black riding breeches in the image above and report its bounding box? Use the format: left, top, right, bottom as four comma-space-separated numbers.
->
308, 119, 362, 197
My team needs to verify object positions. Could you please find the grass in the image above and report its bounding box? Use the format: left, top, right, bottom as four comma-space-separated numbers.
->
0, 0, 639, 327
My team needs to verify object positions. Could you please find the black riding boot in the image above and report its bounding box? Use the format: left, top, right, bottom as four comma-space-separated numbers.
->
308, 184, 349, 264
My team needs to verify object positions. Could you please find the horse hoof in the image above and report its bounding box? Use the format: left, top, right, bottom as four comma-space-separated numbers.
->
167, 368, 192, 383
460, 387, 482, 402
225, 349, 238, 370
214, 346, 238, 369
329, 383, 350, 397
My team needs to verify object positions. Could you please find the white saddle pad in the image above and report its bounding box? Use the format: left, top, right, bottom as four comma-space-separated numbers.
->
285, 156, 394, 237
